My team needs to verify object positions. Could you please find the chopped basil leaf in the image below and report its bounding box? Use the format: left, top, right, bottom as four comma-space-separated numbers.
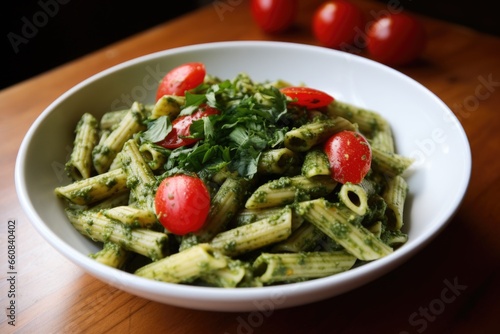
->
147, 74, 301, 179
141, 116, 171, 143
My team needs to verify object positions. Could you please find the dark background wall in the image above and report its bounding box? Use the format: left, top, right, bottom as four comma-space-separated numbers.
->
2, 0, 202, 90
3, 0, 499, 90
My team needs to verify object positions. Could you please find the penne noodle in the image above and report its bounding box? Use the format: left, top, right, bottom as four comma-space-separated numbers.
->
135, 243, 226, 283
65, 113, 98, 180
92, 102, 147, 174
56, 70, 412, 287
296, 199, 393, 261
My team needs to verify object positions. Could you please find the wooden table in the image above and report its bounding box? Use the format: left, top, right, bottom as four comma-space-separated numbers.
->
2, 1, 499, 332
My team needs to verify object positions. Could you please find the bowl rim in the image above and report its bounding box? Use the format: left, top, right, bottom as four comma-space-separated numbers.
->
14, 40, 472, 310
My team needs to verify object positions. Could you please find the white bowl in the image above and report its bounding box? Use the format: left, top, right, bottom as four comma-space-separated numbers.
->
15, 41, 471, 312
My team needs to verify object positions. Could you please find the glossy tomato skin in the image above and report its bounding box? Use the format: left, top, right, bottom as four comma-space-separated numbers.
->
312, 1, 365, 49
251, 0, 298, 33
155, 174, 211, 235
323, 131, 372, 184
281, 86, 334, 110
367, 13, 426, 66
156, 62, 206, 100
157, 105, 220, 149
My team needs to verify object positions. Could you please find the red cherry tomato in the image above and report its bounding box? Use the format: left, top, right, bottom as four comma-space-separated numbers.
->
323, 130, 372, 184
312, 1, 365, 49
250, 0, 298, 33
155, 174, 211, 235
156, 105, 220, 149
281, 86, 334, 110
156, 62, 206, 100
366, 13, 426, 66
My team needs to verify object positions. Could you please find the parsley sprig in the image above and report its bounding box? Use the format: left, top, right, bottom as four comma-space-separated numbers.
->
142, 74, 297, 179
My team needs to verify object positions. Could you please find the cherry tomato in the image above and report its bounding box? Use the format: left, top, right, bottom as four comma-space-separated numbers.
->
250, 0, 298, 34
281, 86, 334, 110
366, 13, 426, 66
155, 174, 211, 235
312, 1, 365, 49
156, 105, 220, 149
156, 62, 206, 100
323, 130, 372, 184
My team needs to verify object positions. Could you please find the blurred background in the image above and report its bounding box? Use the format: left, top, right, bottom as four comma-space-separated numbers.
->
3, 0, 499, 90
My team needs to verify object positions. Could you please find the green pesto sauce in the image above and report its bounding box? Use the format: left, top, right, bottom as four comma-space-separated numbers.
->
95, 145, 111, 157
126, 176, 139, 190
74, 185, 93, 202
269, 177, 292, 190
251, 190, 270, 204
224, 240, 237, 253
103, 176, 118, 189
330, 222, 349, 239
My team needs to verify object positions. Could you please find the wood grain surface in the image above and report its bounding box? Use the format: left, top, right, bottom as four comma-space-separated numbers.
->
1, 1, 499, 333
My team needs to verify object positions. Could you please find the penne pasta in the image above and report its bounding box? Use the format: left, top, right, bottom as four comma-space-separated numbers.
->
150, 95, 185, 119
139, 142, 168, 171
327, 100, 394, 152
55, 168, 128, 205
89, 242, 129, 269
271, 222, 325, 253
56, 69, 413, 287
180, 177, 252, 250
301, 149, 331, 178
296, 199, 393, 261
100, 109, 129, 130
210, 207, 293, 257
382, 175, 409, 231
102, 205, 158, 228
245, 175, 337, 209
120, 139, 157, 212
284, 119, 341, 152
200, 258, 250, 288
253, 251, 357, 284
92, 102, 147, 174
135, 243, 226, 283
338, 179, 376, 216
65, 113, 98, 180
258, 148, 298, 175
371, 146, 414, 176
66, 208, 167, 261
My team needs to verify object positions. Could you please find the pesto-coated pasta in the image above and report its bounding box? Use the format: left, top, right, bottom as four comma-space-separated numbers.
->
180, 177, 252, 250
66, 208, 167, 261
55, 168, 128, 205
120, 139, 157, 212
100, 109, 129, 130
56, 69, 412, 288
200, 258, 251, 288
296, 199, 393, 261
258, 148, 298, 174
102, 205, 158, 228
65, 113, 98, 180
151, 95, 185, 119
284, 119, 341, 152
253, 251, 356, 283
271, 222, 325, 253
210, 208, 293, 257
135, 243, 226, 283
338, 179, 376, 216
382, 175, 409, 231
90, 242, 129, 268
245, 175, 337, 209
327, 100, 394, 152
139, 142, 168, 171
371, 146, 414, 176
92, 102, 147, 174
301, 149, 331, 178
